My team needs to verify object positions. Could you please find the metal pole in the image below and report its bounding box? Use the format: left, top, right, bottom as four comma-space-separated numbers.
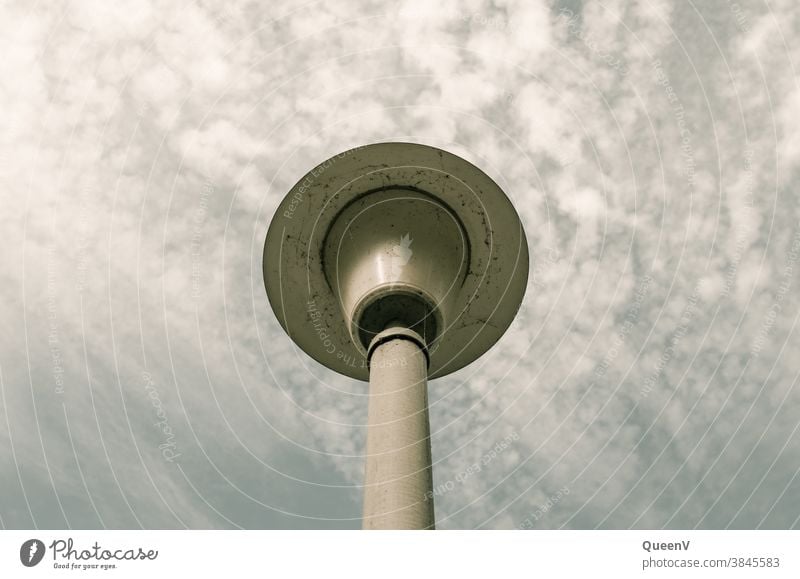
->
362, 327, 435, 529
265, 144, 529, 530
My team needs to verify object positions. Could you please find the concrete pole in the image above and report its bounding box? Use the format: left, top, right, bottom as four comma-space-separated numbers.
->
362, 327, 435, 529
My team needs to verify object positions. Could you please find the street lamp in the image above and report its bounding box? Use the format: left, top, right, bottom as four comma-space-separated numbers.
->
264, 142, 528, 529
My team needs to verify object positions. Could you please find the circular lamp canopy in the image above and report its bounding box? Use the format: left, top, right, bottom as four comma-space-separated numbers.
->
264, 142, 529, 381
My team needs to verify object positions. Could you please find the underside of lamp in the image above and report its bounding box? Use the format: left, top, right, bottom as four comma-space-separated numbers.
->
264, 142, 529, 381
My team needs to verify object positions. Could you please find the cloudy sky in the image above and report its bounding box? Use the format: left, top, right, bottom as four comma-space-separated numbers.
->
1, 0, 799, 529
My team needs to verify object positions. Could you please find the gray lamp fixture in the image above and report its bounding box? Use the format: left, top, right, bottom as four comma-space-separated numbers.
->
264, 142, 528, 529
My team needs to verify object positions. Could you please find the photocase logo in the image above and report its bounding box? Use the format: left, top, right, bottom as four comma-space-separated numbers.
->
20, 539, 45, 567
390, 233, 413, 277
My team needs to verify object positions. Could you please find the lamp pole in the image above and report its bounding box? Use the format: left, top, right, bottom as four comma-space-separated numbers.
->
264, 143, 528, 529
363, 325, 434, 529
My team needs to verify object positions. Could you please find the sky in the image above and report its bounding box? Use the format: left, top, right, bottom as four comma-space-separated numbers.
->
1, 0, 799, 529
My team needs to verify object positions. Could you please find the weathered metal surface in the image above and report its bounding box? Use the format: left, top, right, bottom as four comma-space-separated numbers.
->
362, 329, 434, 529
264, 142, 529, 381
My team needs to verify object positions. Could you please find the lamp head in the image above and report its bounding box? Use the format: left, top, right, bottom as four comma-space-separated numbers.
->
264, 142, 529, 381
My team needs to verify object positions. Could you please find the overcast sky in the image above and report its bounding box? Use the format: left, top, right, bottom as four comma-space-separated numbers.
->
1, 0, 799, 529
